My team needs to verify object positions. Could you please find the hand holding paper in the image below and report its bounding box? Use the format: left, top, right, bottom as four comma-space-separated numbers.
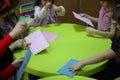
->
72, 11, 94, 27
58, 59, 79, 77
16, 48, 31, 80
25, 30, 49, 55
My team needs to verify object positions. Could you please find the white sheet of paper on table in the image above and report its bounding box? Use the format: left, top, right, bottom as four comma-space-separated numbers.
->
72, 11, 94, 27
25, 30, 49, 55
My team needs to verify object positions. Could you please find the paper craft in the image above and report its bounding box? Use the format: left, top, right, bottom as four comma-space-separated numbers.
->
72, 11, 94, 27
18, 16, 33, 24
42, 31, 59, 42
25, 30, 49, 55
16, 48, 31, 80
58, 59, 79, 77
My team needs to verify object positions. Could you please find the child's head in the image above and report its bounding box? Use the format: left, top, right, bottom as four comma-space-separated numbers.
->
112, 5, 120, 25
0, 0, 19, 21
100, 0, 120, 8
35, 0, 54, 6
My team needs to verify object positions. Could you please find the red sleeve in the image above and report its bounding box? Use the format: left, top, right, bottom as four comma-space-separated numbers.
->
0, 64, 16, 79
0, 34, 14, 58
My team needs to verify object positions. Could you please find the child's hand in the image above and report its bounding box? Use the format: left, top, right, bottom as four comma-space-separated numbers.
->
27, 18, 36, 27
45, 2, 52, 10
68, 62, 83, 72
86, 27, 97, 35
9, 39, 31, 51
9, 22, 28, 39
80, 13, 88, 17
12, 57, 24, 69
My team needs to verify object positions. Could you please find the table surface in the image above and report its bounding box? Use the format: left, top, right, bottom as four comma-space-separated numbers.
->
38, 75, 96, 80
14, 23, 111, 77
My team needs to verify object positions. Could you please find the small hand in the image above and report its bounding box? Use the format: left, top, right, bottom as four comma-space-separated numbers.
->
45, 2, 52, 10
68, 63, 83, 72
12, 57, 24, 69
9, 22, 28, 38
79, 13, 88, 17
9, 39, 31, 51
27, 18, 36, 27
86, 27, 97, 35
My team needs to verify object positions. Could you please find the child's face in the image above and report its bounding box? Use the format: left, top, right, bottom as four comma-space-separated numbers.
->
41, 0, 52, 6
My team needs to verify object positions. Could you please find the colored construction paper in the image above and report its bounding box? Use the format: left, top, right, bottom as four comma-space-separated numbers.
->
58, 59, 79, 77
25, 30, 49, 55
72, 11, 94, 27
16, 48, 31, 80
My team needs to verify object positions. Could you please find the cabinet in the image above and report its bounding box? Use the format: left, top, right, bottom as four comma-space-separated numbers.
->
55, 0, 100, 23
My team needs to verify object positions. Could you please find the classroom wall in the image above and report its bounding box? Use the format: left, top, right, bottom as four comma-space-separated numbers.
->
16, 0, 101, 24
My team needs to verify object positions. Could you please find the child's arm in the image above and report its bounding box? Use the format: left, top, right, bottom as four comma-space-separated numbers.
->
86, 24, 116, 38
80, 13, 98, 23
34, 2, 51, 20
69, 49, 116, 72
9, 39, 30, 51
0, 57, 24, 79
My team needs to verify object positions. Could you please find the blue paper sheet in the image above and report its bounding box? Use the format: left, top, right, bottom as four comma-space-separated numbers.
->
58, 59, 79, 77
16, 48, 31, 80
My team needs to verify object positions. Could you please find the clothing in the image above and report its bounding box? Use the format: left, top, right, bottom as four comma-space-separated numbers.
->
0, 13, 17, 72
90, 58, 120, 80
111, 36, 120, 58
34, 4, 65, 26
90, 36, 120, 80
0, 13, 18, 38
0, 64, 16, 80
0, 34, 16, 80
98, 7, 116, 31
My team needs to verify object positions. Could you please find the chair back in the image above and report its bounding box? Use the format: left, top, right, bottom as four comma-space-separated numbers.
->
19, 2, 35, 17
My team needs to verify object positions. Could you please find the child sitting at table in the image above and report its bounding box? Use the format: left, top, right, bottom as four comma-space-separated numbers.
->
80, 0, 120, 39
34, 0, 65, 26
0, 21, 29, 79
69, 5, 120, 80
0, 0, 32, 79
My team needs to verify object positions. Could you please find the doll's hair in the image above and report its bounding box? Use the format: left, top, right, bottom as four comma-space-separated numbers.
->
35, 0, 54, 6
112, 5, 120, 24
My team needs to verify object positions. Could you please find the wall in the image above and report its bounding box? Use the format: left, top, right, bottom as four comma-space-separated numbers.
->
16, 0, 101, 24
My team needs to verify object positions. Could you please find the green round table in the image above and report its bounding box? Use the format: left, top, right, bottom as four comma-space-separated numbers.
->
14, 23, 111, 77
38, 75, 96, 80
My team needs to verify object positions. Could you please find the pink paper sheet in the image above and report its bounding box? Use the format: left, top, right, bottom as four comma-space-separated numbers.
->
25, 30, 49, 55
42, 31, 59, 42
72, 11, 94, 27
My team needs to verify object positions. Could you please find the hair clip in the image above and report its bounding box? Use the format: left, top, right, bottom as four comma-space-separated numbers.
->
0, 0, 10, 11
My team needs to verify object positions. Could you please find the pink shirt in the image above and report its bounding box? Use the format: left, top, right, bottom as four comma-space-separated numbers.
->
98, 7, 116, 31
